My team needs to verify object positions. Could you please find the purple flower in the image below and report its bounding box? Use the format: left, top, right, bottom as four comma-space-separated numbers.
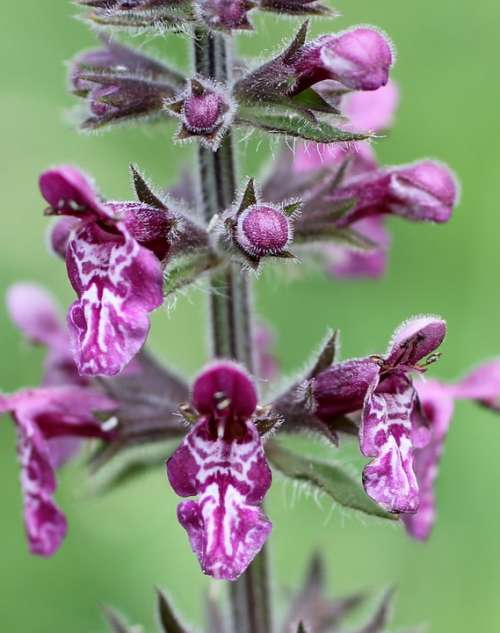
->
40, 166, 171, 377
254, 322, 280, 383
0, 387, 116, 556
70, 40, 183, 129
312, 316, 446, 513
166, 361, 272, 580
294, 27, 394, 93
403, 360, 500, 539
332, 160, 459, 227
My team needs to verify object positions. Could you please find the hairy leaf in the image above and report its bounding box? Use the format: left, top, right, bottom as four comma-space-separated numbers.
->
130, 164, 168, 209
267, 442, 397, 520
238, 110, 368, 144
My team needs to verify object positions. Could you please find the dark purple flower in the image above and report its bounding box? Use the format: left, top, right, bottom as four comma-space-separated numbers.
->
166, 361, 272, 580
40, 165, 172, 377
312, 316, 446, 513
195, 0, 255, 31
0, 387, 116, 556
331, 160, 459, 227
70, 40, 183, 129
404, 360, 500, 540
165, 78, 235, 150
293, 27, 394, 93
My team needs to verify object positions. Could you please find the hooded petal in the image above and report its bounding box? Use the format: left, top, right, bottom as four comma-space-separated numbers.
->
192, 361, 258, 421
39, 166, 111, 220
66, 221, 163, 376
361, 373, 419, 513
402, 380, 455, 540
386, 316, 446, 368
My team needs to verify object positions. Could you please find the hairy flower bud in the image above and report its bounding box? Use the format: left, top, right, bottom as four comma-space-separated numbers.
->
294, 27, 394, 92
69, 41, 184, 129
166, 79, 235, 150
195, 0, 255, 31
235, 204, 292, 257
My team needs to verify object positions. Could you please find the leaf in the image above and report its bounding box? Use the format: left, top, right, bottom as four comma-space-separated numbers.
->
283, 200, 302, 217
237, 110, 369, 144
353, 588, 395, 633
157, 589, 190, 633
292, 88, 341, 115
102, 607, 141, 633
294, 225, 377, 250
163, 249, 222, 296
237, 178, 258, 214
266, 442, 398, 520
130, 164, 167, 209
308, 330, 339, 378
283, 21, 310, 61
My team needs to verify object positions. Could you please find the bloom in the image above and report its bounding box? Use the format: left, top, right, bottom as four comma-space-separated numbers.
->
312, 316, 446, 513
40, 165, 172, 377
0, 387, 116, 556
403, 360, 500, 539
70, 40, 183, 129
166, 361, 272, 580
293, 27, 394, 93
331, 160, 459, 227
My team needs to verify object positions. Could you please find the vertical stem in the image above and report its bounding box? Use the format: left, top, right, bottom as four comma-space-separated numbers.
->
193, 27, 272, 633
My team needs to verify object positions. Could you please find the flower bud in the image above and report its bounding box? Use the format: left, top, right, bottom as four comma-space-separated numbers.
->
195, 0, 255, 31
69, 41, 183, 129
166, 79, 234, 150
235, 204, 292, 257
295, 27, 394, 92
389, 160, 459, 223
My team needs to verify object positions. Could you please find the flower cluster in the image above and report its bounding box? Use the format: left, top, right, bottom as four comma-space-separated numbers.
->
2, 0, 493, 630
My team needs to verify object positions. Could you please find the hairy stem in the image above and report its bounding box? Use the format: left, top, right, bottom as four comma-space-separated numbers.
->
194, 27, 272, 633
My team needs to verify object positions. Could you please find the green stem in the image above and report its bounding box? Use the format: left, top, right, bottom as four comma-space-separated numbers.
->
193, 27, 273, 633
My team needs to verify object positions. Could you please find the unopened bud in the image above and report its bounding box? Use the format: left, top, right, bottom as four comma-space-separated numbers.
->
195, 0, 254, 31
236, 204, 292, 257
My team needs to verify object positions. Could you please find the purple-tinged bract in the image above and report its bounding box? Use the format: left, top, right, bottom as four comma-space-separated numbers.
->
166, 361, 272, 580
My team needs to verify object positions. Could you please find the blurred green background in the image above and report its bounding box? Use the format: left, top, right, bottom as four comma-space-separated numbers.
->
1, 0, 499, 631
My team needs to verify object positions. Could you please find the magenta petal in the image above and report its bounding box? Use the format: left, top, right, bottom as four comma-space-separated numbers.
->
16, 415, 67, 556
39, 166, 110, 220
66, 221, 163, 376
387, 316, 446, 367
344, 80, 399, 133
50, 217, 81, 258
6, 283, 66, 347
324, 217, 390, 279
313, 358, 379, 420
192, 361, 258, 420
402, 380, 455, 540
452, 360, 500, 403
361, 374, 419, 513
166, 415, 272, 580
